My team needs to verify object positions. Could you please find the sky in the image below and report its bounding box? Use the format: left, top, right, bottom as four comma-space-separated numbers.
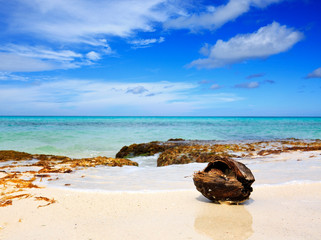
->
0, 0, 320, 116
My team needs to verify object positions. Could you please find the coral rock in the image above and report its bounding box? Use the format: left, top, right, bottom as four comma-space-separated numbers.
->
115, 141, 185, 158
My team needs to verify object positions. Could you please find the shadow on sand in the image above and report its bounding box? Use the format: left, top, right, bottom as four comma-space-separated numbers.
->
194, 195, 253, 240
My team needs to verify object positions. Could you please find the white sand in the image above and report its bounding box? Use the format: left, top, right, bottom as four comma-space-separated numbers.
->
1, 183, 321, 240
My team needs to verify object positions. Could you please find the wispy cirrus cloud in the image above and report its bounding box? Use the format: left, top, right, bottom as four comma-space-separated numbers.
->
189, 22, 303, 69
0, 79, 243, 115
0, 44, 109, 72
129, 37, 165, 48
0, 44, 82, 61
0, 0, 171, 72
165, 0, 282, 31
4, 0, 174, 43
0, 72, 29, 81
4, 0, 287, 43
305, 67, 321, 79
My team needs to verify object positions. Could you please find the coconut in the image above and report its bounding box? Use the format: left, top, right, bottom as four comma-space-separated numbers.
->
193, 157, 255, 204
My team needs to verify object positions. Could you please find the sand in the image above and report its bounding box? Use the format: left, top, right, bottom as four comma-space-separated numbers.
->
1, 149, 321, 239
1, 183, 321, 240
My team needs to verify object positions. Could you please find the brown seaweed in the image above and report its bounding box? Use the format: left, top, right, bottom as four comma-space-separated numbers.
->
0, 150, 139, 207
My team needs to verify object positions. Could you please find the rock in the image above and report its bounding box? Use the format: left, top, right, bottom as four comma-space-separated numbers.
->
167, 138, 185, 141
193, 157, 255, 204
116, 139, 321, 167
157, 145, 232, 167
115, 141, 185, 158
116, 142, 164, 158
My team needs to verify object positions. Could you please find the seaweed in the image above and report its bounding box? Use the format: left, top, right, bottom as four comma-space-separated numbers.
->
0, 151, 139, 207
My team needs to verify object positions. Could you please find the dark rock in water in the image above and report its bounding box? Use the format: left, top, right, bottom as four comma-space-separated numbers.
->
193, 157, 255, 204
115, 141, 185, 158
116, 142, 164, 158
167, 138, 185, 141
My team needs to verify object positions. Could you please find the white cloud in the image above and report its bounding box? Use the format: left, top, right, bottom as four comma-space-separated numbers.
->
199, 43, 211, 56
306, 67, 321, 79
86, 51, 101, 61
7, 0, 172, 43
165, 0, 282, 31
189, 22, 303, 69
5, 0, 286, 45
129, 37, 165, 48
1, 0, 173, 71
0, 1, 289, 73
0, 79, 242, 115
0, 44, 105, 72
0, 72, 29, 81
0, 1, 290, 73
0, 44, 82, 61
0, 53, 60, 72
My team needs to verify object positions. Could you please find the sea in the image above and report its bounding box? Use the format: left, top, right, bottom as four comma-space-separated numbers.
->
1, 116, 321, 191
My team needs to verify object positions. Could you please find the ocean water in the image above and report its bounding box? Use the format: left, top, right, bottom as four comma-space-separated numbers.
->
1, 116, 321, 191
1, 116, 321, 157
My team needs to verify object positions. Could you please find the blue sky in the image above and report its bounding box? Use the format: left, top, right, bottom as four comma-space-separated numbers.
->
0, 0, 320, 116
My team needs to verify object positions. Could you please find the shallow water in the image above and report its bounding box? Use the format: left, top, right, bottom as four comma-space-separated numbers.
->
1, 116, 321, 157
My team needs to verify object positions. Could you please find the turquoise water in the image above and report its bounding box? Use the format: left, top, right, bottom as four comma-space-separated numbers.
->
2, 116, 321, 191
0, 116, 321, 157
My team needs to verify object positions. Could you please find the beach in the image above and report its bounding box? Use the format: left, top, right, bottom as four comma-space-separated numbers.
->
1, 148, 321, 239
1, 117, 321, 239
1, 181, 321, 240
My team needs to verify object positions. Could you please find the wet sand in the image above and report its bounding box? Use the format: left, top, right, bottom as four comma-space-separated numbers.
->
1, 182, 321, 240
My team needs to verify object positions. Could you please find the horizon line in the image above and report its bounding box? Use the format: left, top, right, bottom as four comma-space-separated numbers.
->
1, 115, 321, 118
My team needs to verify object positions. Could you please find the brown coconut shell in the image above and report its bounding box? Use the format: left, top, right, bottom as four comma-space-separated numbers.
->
193, 157, 255, 204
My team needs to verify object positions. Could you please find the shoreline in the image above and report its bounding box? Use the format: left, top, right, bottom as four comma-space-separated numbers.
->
1, 183, 321, 240
1, 143, 321, 239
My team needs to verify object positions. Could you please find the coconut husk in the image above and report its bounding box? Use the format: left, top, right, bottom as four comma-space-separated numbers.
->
193, 157, 255, 204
